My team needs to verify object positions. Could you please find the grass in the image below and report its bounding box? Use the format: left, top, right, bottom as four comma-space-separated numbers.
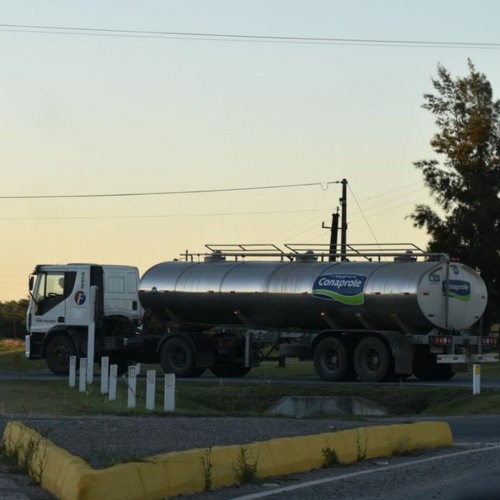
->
1, 377, 500, 417
0, 339, 46, 372
2, 338, 500, 417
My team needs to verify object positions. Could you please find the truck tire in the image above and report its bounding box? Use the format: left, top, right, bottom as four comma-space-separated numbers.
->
159, 337, 199, 377
46, 334, 76, 375
353, 337, 393, 382
313, 337, 354, 382
210, 365, 251, 378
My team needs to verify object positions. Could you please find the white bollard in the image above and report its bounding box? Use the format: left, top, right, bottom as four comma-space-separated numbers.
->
100, 357, 109, 394
79, 357, 87, 392
127, 365, 137, 409
108, 364, 118, 401
164, 374, 176, 412
69, 356, 77, 388
146, 370, 156, 411
135, 363, 141, 376
473, 364, 481, 395
86, 286, 97, 385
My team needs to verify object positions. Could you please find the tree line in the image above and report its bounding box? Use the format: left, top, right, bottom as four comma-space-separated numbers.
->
0, 299, 29, 339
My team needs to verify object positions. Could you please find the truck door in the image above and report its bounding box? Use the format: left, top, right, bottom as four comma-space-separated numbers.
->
29, 271, 77, 334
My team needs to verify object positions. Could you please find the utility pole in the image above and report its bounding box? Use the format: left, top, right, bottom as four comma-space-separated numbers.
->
340, 178, 348, 261
322, 178, 348, 261
322, 211, 339, 262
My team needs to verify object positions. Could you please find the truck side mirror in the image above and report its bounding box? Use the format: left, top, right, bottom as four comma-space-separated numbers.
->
29, 275, 34, 292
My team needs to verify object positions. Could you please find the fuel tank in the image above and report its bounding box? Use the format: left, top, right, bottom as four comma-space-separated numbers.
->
139, 258, 487, 333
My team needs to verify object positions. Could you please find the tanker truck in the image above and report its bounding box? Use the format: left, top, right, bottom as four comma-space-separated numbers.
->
24, 243, 498, 382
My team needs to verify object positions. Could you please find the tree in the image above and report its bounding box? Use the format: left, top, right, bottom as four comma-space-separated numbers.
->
0, 299, 29, 338
411, 60, 500, 326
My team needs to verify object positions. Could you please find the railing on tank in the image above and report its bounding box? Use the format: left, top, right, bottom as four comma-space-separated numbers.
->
180, 243, 450, 263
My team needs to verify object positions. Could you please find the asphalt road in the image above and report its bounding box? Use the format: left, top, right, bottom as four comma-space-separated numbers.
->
2, 415, 500, 499
1, 365, 500, 499
2, 370, 499, 389
172, 416, 500, 500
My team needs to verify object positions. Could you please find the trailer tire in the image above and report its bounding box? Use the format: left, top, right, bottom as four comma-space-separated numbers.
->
354, 337, 393, 382
45, 334, 76, 375
313, 337, 354, 381
210, 365, 251, 378
159, 337, 199, 377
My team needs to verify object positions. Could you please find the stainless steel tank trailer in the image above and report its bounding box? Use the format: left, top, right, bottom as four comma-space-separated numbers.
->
25, 243, 498, 382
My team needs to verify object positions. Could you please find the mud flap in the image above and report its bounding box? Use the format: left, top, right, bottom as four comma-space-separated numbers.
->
385, 333, 413, 375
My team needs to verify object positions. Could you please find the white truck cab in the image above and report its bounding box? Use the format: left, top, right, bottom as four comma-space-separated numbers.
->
26, 264, 142, 373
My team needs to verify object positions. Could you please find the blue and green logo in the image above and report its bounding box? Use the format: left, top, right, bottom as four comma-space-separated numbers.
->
312, 274, 367, 305
442, 280, 471, 302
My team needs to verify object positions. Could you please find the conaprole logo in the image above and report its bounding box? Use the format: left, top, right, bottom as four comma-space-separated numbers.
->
442, 280, 471, 302
74, 290, 86, 305
312, 274, 367, 305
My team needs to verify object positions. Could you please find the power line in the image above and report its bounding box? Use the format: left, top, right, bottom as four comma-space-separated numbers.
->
0, 180, 338, 200
0, 208, 330, 221
1, 23, 500, 49
349, 195, 426, 224
348, 185, 380, 245
350, 186, 426, 215
0, 181, 426, 222
363, 181, 423, 200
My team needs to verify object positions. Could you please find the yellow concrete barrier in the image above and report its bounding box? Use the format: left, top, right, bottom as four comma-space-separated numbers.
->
1, 420, 453, 500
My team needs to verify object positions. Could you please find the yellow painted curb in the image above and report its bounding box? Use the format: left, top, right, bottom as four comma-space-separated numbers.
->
1, 420, 453, 500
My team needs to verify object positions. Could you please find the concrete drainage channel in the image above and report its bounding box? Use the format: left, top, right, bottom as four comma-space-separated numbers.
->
2, 420, 452, 500
268, 396, 388, 418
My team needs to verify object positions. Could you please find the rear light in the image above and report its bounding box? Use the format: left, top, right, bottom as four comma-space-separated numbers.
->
482, 337, 498, 346
430, 335, 453, 346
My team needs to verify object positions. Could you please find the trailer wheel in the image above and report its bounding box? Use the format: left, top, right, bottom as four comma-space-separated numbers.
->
210, 365, 251, 378
159, 337, 198, 377
353, 337, 393, 382
46, 334, 76, 375
313, 337, 354, 381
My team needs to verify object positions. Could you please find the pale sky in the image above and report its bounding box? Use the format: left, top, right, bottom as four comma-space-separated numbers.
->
1, 1, 500, 301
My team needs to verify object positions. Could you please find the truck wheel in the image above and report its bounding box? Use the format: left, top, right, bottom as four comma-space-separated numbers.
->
46, 334, 76, 375
160, 337, 198, 377
210, 365, 251, 378
313, 337, 354, 381
354, 337, 393, 382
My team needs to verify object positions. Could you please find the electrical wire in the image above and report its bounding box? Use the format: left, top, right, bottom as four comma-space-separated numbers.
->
0, 180, 340, 200
1, 23, 499, 49
0, 208, 329, 221
348, 186, 427, 216
362, 181, 423, 200
348, 184, 380, 245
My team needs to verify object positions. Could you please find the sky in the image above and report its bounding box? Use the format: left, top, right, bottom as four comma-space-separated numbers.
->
1, 0, 500, 301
